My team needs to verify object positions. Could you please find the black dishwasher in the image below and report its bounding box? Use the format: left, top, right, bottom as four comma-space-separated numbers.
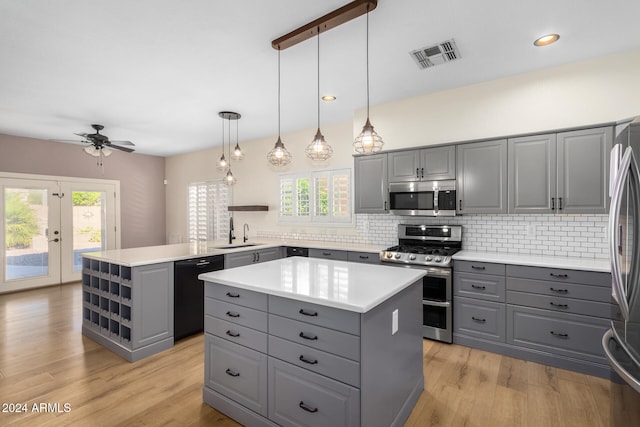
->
174, 255, 224, 341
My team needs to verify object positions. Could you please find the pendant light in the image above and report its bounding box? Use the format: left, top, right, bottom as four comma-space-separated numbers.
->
217, 114, 227, 170
231, 118, 243, 160
305, 28, 333, 161
353, 6, 384, 154
219, 111, 240, 186
267, 49, 292, 166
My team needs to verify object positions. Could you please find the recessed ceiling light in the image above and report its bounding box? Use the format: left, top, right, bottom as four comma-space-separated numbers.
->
322, 95, 336, 101
534, 34, 560, 46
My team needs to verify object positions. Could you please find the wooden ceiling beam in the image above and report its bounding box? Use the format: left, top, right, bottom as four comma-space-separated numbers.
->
272, 0, 377, 50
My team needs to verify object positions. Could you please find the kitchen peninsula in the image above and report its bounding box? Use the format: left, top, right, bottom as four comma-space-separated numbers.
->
199, 257, 425, 427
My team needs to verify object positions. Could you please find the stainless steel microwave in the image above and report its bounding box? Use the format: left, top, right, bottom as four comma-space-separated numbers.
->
388, 180, 456, 216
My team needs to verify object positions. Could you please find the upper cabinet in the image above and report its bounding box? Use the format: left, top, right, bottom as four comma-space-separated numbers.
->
509, 127, 612, 214
354, 153, 388, 214
457, 139, 508, 214
388, 146, 456, 182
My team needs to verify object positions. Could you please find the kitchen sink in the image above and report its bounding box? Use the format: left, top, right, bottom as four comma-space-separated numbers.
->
209, 243, 262, 249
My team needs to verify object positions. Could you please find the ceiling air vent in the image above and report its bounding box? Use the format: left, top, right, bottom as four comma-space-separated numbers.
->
410, 39, 460, 70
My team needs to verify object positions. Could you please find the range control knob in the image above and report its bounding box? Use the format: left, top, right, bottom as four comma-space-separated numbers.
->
435, 256, 443, 262
409, 254, 416, 260
425, 256, 433, 262
394, 253, 401, 259
385, 252, 393, 259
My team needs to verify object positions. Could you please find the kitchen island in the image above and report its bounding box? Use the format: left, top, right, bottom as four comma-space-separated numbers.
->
199, 256, 425, 427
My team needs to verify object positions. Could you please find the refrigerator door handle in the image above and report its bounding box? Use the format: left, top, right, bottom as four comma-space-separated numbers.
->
602, 329, 640, 394
610, 143, 622, 197
609, 146, 633, 321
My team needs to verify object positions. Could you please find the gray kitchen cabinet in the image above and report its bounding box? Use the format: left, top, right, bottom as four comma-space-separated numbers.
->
224, 246, 283, 268
453, 258, 615, 379
388, 146, 456, 182
508, 127, 612, 214
456, 139, 508, 214
354, 153, 388, 213
308, 248, 349, 261
81, 259, 174, 362
556, 126, 612, 214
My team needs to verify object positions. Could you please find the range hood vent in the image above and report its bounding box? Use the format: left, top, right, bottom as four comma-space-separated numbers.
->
410, 39, 460, 69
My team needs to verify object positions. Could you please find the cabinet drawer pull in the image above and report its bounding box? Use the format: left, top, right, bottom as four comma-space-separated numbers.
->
322, 252, 332, 256
471, 265, 485, 270
549, 273, 568, 279
549, 287, 568, 293
225, 368, 240, 377
299, 308, 318, 317
550, 331, 569, 338
549, 302, 568, 309
225, 330, 240, 337
359, 255, 369, 259
299, 332, 318, 341
472, 316, 486, 323
299, 401, 318, 413
225, 292, 240, 298
299, 355, 318, 365
225, 311, 240, 318
471, 284, 486, 290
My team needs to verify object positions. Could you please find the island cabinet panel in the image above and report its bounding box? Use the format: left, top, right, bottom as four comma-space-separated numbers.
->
453, 260, 614, 379
202, 275, 424, 427
80, 259, 174, 362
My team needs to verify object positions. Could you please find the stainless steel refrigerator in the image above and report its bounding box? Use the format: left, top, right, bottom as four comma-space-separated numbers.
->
604, 116, 640, 424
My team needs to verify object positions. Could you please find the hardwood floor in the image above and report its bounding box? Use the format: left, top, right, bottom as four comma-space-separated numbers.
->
0, 282, 615, 426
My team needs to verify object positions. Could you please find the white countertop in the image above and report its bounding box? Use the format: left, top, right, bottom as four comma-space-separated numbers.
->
198, 257, 425, 313
81, 239, 385, 267
453, 250, 611, 273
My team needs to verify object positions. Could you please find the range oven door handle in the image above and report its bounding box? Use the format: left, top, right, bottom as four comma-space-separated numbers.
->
423, 300, 450, 308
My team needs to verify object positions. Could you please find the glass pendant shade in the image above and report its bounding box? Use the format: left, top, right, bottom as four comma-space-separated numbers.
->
232, 143, 243, 160
224, 168, 236, 186
268, 136, 292, 166
217, 153, 227, 170
305, 128, 333, 161
354, 117, 384, 154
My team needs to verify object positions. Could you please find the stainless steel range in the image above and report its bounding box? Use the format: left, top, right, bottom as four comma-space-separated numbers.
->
380, 224, 462, 343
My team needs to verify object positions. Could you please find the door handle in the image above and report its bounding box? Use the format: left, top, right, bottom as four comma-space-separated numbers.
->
421, 167, 424, 179
416, 168, 420, 179
49, 238, 60, 243
558, 197, 563, 210
551, 197, 555, 210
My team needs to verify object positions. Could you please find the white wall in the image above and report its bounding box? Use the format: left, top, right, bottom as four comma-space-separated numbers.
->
166, 48, 640, 251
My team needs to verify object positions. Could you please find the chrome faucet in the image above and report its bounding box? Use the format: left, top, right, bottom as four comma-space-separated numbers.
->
229, 216, 235, 244
243, 223, 249, 243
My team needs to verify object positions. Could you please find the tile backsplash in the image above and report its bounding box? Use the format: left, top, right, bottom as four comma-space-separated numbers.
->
257, 213, 609, 259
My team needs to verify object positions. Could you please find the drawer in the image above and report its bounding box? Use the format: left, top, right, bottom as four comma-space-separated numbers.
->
506, 265, 611, 287
269, 314, 360, 361
507, 290, 612, 319
205, 315, 268, 353
269, 295, 360, 336
205, 298, 268, 332
506, 305, 609, 364
507, 277, 612, 303
308, 248, 349, 261
453, 297, 505, 342
455, 260, 506, 276
205, 334, 268, 417
268, 357, 360, 427
269, 335, 360, 388
454, 272, 506, 302
205, 283, 268, 311
347, 251, 380, 264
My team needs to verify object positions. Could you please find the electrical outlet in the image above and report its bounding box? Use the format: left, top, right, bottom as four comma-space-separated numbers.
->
526, 223, 536, 238
392, 309, 398, 335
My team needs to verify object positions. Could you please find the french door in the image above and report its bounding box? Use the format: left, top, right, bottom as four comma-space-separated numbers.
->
1, 173, 120, 293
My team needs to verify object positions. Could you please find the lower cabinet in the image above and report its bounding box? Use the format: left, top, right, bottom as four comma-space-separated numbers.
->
202, 280, 423, 427
225, 246, 284, 268
453, 260, 614, 378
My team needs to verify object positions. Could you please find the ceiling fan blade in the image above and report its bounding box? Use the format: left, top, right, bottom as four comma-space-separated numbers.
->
105, 143, 135, 153
109, 140, 135, 146
74, 132, 89, 138
50, 139, 90, 144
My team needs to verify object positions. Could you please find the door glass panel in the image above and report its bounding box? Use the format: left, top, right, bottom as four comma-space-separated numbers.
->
72, 191, 106, 272
4, 187, 49, 281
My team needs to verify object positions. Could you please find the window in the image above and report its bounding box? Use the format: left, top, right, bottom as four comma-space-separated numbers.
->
279, 169, 352, 224
188, 181, 230, 242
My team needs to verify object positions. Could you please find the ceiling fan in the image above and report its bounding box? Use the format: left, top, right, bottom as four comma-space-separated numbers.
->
55, 124, 136, 166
